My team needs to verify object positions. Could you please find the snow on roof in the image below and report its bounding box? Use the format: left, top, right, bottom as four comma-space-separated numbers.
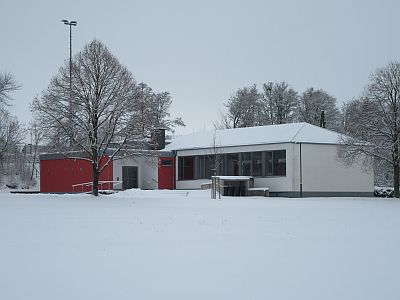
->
165, 122, 342, 151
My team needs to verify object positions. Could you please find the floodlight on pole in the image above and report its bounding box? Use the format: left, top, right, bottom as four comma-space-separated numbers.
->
61, 19, 77, 147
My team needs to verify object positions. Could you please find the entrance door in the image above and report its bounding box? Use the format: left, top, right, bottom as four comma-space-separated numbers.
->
226, 153, 239, 176
122, 166, 138, 190
158, 158, 174, 189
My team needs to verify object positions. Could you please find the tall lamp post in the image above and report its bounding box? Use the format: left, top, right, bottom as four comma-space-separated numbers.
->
61, 19, 77, 147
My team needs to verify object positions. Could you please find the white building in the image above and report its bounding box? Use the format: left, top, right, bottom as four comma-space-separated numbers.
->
165, 122, 374, 197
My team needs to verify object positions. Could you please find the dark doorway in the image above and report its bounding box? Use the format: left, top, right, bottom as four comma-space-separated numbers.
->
122, 166, 138, 190
226, 153, 239, 176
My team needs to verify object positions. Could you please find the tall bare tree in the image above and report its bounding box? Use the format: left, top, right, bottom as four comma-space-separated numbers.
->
0, 72, 20, 111
28, 119, 44, 183
261, 81, 298, 125
131, 82, 154, 138
131, 83, 185, 139
32, 40, 139, 196
298, 87, 340, 130
221, 84, 261, 128
150, 91, 184, 134
340, 61, 400, 197
0, 72, 23, 186
0, 111, 24, 180
217, 82, 299, 128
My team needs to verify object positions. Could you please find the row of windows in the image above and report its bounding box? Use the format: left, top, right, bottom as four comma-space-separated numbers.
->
178, 150, 286, 180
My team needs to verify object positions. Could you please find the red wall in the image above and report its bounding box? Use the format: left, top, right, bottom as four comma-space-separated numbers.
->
158, 157, 175, 190
40, 157, 113, 193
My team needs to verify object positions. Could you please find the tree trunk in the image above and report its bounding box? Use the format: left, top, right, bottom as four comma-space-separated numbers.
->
92, 163, 99, 196
30, 148, 37, 182
394, 163, 400, 198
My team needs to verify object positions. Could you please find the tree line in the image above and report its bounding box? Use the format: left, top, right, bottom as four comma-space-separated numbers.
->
217, 62, 400, 197
0, 73, 28, 187
216, 82, 341, 131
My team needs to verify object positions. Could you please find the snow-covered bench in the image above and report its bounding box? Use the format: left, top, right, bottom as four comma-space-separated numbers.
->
248, 187, 269, 197
201, 182, 212, 190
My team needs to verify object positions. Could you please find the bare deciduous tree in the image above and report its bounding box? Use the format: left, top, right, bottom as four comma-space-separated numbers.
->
150, 91, 185, 134
131, 82, 154, 138
0, 111, 24, 181
32, 40, 139, 196
298, 88, 340, 130
208, 131, 223, 176
28, 119, 44, 183
217, 82, 300, 128
213, 109, 232, 129
220, 84, 261, 128
0, 72, 20, 111
261, 81, 298, 125
131, 83, 185, 139
340, 61, 400, 197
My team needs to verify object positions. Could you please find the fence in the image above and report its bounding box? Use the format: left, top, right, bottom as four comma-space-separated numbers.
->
72, 181, 123, 193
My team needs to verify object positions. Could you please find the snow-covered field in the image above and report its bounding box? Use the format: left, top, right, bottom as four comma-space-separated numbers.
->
0, 190, 399, 300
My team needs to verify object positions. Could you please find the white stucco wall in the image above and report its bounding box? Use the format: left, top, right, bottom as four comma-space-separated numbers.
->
175, 143, 293, 191
291, 143, 374, 193
175, 143, 374, 194
113, 156, 158, 190
140, 156, 158, 189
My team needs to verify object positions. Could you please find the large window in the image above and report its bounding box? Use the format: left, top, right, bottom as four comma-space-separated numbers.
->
241, 152, 251, 176
196, 156, 206, 179
273, 150, 286, 176
265, 150, 286, 176
194, 156, 214, 179
252, 152, 263, 177
177, 150, 286, 180
178, 156, 194, 180
265, 151, 273, 176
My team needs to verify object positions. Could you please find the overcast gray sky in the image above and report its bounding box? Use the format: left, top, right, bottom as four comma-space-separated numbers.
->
1, 0, 399, 136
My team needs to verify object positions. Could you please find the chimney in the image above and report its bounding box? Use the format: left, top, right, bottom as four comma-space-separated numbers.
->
319, 110, 326, 128
151, 128, 166, 150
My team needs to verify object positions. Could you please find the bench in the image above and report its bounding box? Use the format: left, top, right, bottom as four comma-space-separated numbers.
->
248, 187, 269, 197
201, 182, 212, 190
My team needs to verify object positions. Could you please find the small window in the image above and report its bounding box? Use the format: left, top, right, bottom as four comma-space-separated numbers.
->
161, 159, 173, 166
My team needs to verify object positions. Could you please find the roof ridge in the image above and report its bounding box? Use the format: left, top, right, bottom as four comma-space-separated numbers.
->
166, 122, 340, 151
290, 122, 307, 142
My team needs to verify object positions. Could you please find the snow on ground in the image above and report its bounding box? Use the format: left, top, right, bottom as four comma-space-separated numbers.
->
0, 190, 399, 300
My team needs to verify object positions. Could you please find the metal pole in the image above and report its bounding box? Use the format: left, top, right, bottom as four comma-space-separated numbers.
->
69, 24, 72, 115
218, 177, 221, 199
300, 143, 303, 198
62, 20, 77, 148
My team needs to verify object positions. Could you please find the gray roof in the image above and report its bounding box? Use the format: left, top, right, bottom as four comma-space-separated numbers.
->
165, 122, 342, 151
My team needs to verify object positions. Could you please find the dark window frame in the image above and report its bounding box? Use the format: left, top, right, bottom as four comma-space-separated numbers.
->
178, 156, 195, 180
264, 150, 286, 177
177, 149, 286, 180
